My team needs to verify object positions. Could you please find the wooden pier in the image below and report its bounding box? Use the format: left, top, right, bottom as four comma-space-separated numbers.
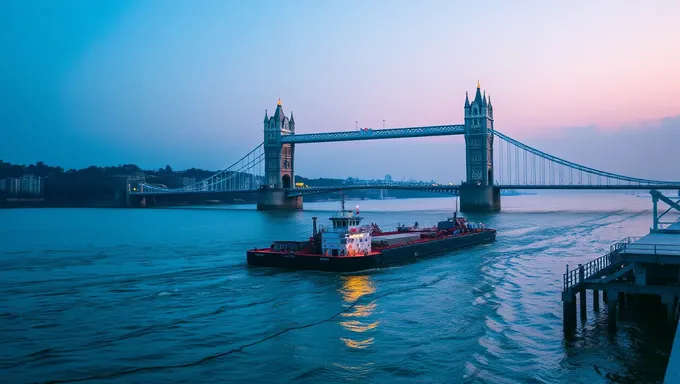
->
562, 190, 680, 335
666, 319, 680, 383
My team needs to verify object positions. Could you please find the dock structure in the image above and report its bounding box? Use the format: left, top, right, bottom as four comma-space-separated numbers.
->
562, 190, 680, 334
667, 319, 680, 383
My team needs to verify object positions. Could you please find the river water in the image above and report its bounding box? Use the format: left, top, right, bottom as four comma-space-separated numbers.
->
1, 193, 677, 383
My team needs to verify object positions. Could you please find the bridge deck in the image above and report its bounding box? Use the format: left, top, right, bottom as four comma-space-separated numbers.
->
131, 183, 680, 196
280, 125, 465, 143
497, 184, 680, 190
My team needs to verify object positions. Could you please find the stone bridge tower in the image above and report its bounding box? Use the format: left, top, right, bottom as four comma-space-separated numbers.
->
460, 82, 500, 212
263, 99, 295, 188
259, 99, 302, 210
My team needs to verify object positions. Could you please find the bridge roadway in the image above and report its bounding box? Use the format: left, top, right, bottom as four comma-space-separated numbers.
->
130, 183, 680, 198
285, 184, 460, 197
288, 184, 680, 197
279, 125, 465, 144
130, 183, 460, 197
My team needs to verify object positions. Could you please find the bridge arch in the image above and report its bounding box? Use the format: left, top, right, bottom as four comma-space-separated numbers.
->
282, 174, 291, 189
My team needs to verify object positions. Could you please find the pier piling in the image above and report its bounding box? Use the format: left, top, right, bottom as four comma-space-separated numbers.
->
618, 292, 626, 309
607, 291, 618, 333
562, 291, 577, 333
663, 294, 676, 327
579, 265, 587, 319
593, 289, 600, 311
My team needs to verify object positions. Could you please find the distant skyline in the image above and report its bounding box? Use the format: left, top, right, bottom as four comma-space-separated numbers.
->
1, 0, 679, 182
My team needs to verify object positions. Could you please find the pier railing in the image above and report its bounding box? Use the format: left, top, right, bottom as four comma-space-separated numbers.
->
562, 237, 639, 292
620, 242, 680, 256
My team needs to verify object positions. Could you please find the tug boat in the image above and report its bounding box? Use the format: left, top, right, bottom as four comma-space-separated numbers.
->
247, 196, 496, 272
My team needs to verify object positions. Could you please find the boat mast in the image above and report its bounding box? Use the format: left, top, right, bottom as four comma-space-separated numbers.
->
341, 191, 346, 213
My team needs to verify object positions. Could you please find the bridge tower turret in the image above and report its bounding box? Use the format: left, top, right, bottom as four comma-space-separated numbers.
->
460, 81, 500, 212
259, 99, 302, 210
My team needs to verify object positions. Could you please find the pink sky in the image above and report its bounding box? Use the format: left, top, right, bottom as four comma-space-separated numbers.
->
2, 0, 679, 179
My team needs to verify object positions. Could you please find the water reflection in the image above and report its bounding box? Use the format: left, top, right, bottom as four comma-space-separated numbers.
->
339, 275, 376, 302
338, 275, 379, 350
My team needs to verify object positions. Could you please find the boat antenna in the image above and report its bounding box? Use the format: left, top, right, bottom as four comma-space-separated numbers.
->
341, 191, 346, 213
454, 195, 458, 219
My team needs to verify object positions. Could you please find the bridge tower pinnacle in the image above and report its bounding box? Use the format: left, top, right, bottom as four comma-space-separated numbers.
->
264, 100, 295, 189
461, 82, 500, 212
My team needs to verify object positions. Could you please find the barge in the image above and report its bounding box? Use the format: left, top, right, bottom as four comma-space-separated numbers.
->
247, 197, 496, 272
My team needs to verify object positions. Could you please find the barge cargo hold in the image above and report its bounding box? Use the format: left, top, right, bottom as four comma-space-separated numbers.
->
247, 197, 496, 272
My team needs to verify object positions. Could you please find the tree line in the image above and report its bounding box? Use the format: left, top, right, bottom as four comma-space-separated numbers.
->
0, 160, 442, 205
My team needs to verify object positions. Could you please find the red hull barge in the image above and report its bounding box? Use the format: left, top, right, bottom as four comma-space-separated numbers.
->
247, 198, 496, 272
247, 229, 495, 272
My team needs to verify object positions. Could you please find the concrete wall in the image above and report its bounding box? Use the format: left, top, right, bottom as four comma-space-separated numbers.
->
459, 184, 501, 212
257, 189, 303, 210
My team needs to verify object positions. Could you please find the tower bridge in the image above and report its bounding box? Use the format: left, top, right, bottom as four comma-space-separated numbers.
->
130, 83, 680, 211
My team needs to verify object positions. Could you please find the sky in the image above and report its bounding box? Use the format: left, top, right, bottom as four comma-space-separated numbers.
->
1, 0, 679, 182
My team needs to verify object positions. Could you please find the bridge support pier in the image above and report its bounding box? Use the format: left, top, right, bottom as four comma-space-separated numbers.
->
257, 189, 303, 211
459, 184, 501, 212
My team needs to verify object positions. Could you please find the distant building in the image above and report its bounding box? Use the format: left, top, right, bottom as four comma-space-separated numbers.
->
0, 178, 6, 192
8, 178, 20, 195
385, 174, 392, 182
132, 172, 146, 180
20, 174, 42, 195
181, 177, 196, 187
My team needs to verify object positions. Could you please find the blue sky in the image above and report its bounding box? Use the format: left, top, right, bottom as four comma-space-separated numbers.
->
1, 0, 679, 182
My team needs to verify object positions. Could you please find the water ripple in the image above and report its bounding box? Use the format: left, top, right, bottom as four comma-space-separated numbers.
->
0, 197, 673, 383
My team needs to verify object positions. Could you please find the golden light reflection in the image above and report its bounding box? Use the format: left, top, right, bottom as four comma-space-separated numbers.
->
339, 319, 379, 333
339, 275, 375, 302
341, 302, 376, 318
338, 275, 379, 350
340, 337, 375, 349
